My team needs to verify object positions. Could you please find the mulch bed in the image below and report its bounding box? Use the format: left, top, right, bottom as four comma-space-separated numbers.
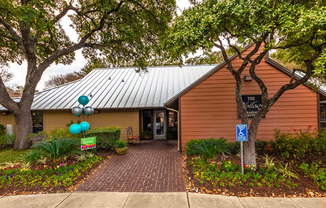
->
183, 153, 326, 197
0, 151, 113, 196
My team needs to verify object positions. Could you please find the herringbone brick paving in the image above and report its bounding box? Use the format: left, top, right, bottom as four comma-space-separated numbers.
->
78, 140, 185, 192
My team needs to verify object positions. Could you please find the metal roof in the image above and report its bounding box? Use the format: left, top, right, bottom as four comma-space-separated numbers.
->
0, 65, 215, 110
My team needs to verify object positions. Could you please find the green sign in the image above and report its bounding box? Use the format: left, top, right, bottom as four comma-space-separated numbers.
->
81, 137, 96, 150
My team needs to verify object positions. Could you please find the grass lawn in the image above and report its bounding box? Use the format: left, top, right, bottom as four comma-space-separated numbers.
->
0, 148, 31, 165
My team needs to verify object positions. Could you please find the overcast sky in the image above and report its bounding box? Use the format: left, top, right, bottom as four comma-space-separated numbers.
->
6, 0, 192, 91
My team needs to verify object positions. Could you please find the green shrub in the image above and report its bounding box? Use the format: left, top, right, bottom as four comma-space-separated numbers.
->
25, 150, 43, 163
85, 127, 120, 150
30, 137, 80, 161
225, 140, 268, 155
185, 139, 203, 155
0, 124, 5, 136
272, 129, 326, 160
65, 120, 81, 128
311, 130, 326, 156
186, 138, 230, 160
226, 142, 240, 154
48, 128, 80, 140
26, 131, 48, 144
114, 140, 127, 148
273, 129, 312, 159
299, 162, 326, 191
255, 140, 268, 151
0, 134, 15, 149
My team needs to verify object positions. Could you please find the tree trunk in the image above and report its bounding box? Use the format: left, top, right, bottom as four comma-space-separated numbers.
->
243, 125, 258, 166
13, 108, 32, 150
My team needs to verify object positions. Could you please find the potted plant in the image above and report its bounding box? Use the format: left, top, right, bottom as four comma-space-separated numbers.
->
142, 130, 151, 140
114, 140, 128, 155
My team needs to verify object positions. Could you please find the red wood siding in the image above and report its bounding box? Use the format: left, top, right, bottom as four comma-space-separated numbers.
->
180, 46, 318, 149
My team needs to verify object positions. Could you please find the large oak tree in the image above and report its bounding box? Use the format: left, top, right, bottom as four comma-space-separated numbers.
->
166, 0, 326, 165
0, 0, 176, 149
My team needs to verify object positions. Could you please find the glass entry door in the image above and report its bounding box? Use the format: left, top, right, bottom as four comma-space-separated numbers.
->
153, 110, 166, 139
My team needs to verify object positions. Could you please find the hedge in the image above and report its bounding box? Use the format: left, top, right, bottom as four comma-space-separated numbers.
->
85, 127, 121, 150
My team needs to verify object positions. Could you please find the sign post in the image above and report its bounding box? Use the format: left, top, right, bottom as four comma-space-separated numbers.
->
236, 124, 248, 175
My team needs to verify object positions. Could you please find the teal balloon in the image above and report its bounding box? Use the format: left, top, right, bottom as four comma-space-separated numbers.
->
78, 95, 89, 106
80, 122, 90, 131
69, 124, 81, 135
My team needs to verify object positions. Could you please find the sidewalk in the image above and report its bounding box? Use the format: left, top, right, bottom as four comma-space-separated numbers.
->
0, 192, 325, 208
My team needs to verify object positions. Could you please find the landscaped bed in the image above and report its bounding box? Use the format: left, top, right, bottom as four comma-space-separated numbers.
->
0, 127, 120, 196
184, 129, 326, 197
0, 152, 111, 196
184, 155, 326, 197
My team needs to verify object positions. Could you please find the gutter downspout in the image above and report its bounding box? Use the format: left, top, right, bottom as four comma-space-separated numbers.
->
165, 107, 180, 152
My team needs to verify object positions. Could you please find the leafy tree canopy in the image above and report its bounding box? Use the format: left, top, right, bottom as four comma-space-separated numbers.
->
0, 0, 176, 150
0, 0, 176, 69
165, 0, 326, 73
165, 0, 326, 166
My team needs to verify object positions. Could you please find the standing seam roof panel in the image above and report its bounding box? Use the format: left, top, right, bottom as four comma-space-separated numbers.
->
47, 70, 103, 109
103, 68, 135, 108
62, 69, 110, 109
152, 68, 165, 106
32, 81, 79, 109
87, 69, 118, 107
138, 69, 157, 107
94, 68, 131, 108
0, 65, 216, 110
129, 71, 152, 108
144, 69, 161, 107
58, 70, 107, 109
109, 69, 137, 108
116, 71, 142, 108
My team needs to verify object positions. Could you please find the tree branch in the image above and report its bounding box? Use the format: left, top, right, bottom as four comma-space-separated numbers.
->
0, 17, 23, 45
269, 60, 314, 107
211, 38, 237, 75
0, 77, 20, 112
248, 48, 270, 107
35, 1, 125, 75
34, 5, 81, 42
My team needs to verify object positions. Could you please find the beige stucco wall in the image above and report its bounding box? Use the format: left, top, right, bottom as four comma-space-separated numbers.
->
43, 109, 139, 140
0, 113, 16, 134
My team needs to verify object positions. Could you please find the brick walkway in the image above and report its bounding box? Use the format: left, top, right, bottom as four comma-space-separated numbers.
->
78, 140, 185, 192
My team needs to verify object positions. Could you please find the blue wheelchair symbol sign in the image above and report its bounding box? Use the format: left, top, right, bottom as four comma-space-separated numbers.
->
236, 124, 248, 141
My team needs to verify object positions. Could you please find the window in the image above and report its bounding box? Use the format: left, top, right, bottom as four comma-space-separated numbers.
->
32, 111, 43, 133
320, 104, 326, 128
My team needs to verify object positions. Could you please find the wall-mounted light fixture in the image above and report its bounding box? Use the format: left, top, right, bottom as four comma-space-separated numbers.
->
1, 111, 9, 116
244, 75, 253, 81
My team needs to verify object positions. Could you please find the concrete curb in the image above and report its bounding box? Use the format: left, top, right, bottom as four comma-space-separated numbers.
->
0, 192, 325, 208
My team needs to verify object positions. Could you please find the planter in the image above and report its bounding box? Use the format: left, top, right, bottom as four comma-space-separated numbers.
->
115, 147, 128, 155
143, 135, 151, 140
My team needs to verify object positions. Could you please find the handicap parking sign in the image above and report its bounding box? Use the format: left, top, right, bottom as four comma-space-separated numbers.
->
236, 124, 248, 141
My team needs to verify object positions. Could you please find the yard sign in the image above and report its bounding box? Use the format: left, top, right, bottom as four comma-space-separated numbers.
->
81, 137, 96, 150
236, 124, 248, 175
